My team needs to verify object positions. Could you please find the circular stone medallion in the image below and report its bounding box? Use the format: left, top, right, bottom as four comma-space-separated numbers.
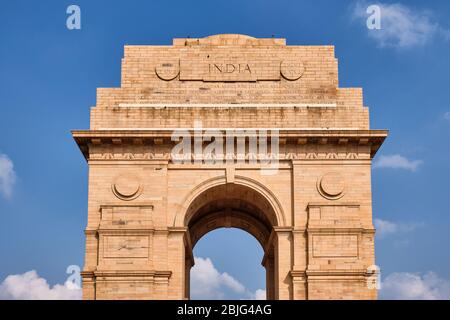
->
155, 60, 180, 81
280, 60, 305, 81
317, 172, 345, 200
112, 174, 142, 201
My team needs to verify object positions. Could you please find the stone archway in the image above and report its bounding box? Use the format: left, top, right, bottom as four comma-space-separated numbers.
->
73, 34, 387, 300
183, 183, 280, 300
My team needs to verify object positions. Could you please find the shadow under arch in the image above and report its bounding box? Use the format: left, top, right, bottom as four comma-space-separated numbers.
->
180, 176, 285, 300
173, 175, 286, 228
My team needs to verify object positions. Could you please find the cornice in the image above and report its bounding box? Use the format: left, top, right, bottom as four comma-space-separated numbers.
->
72, 129, 388, 160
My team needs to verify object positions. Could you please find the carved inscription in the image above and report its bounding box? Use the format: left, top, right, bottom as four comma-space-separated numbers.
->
104, 236, 149, 258
172, 51, 304, 82
208, 63, 252, 74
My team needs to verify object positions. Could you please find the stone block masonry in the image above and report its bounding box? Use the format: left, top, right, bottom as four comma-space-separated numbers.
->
73, 34, 387, 300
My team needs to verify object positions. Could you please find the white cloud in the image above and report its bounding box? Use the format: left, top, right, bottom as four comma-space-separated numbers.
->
352, 2, 448, 48
380, 272, 450, 300
0, 153, 16, 199
374, 154, 423, 171
253, 289, 266, 300
374, 218, 421, 239
0, 270, 81, 300
191, 257, 265, 300
374, 219, 397, 237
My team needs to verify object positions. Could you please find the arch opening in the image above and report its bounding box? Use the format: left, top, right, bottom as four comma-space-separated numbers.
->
190, 228, 266, 300
183, 183, 278, 300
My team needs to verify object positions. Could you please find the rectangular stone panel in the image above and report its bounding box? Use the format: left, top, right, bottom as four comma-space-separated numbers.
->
312, 235, 358, 258
103, 236, 149, 258
307, 203, 362, 228
179, 52, 281, 82
100, 205, 153, 229
96, 281, 153, 300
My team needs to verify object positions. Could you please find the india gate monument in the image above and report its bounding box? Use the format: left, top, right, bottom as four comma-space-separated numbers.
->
73, 34, 387, 300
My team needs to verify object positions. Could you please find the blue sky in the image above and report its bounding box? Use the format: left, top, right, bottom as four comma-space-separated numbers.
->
0, 0, 450, 299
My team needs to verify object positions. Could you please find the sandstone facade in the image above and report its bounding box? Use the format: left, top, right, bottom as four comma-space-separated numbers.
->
73, 34, 387, 300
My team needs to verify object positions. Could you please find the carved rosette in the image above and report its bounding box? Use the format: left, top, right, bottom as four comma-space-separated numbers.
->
112, 174, 143, 201
280, 60, 305, 81
155, 60, 180, 81
317, 172, 346, 200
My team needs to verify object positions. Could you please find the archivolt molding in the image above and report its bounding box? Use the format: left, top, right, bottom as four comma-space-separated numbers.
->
189, 210, 271, 248
172, 175, 286, 228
